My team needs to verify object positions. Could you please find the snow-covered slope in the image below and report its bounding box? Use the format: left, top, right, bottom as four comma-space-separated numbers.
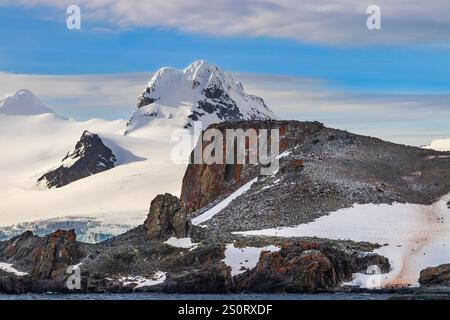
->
425, 138, 450, 151
0, 89, 54, 116
0, 113, 187, 242
0, 62, 278, 242
125, 60, 278, 136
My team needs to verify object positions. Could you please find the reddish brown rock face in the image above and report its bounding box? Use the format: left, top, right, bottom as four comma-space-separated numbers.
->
180, 120, 324, 213
233, 240, 390, 293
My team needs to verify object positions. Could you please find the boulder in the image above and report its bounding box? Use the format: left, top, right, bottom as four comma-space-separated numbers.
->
419, 264, 450, 287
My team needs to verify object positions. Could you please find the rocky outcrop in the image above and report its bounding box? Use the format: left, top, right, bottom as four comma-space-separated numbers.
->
234, 241, 390, 293
162, 262, 232, 294
125, 60, 277, 135
181, 121, 324, 213
419, 264, 450, 287
144, 194, 190, 240
0, 230, 80, 281
38, 131, 117, 188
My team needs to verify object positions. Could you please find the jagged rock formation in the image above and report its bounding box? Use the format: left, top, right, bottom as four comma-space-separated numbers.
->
144, 194, 190, 240
419, 264, 450, 287
38, 131, 117, 188
125, 60, 277, 135
182, 120, 450, 232
1, 120, 450, 295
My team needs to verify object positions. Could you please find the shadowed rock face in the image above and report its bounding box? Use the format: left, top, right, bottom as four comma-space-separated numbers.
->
38, 131, 117, 188
145, 194, 190, 240
419, 264, 450, 287
234, 241, 390, 293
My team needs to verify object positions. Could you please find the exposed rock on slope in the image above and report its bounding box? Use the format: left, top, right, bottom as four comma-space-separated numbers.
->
144, 193, 190, 240
125, 60, 277, 135
419, 264, 450, 287
182, 120, 450, 232
38, 130, 117, 188
181, 120, 322, 213
0, 89, 54, 116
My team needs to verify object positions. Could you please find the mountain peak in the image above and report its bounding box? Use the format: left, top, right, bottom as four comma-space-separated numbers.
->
125, 61, 278, 135
38, 131, 117, 188
0, 89, 54, 116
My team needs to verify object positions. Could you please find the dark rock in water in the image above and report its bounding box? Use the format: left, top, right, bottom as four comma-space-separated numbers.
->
144, 194, 190, 240
234, 241, 390, 293
419, 264, 450, 287
37, 130, 116, 188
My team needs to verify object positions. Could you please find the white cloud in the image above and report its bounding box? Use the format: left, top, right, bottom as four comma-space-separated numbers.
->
0, 70, 449, 146
0, 72, 148, 119
7, 0, 450, 45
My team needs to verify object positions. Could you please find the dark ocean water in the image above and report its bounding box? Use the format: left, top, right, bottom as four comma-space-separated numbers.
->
0, 293, 391, 300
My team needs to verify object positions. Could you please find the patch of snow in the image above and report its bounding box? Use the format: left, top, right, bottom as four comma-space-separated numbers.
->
0, 262, 28, 277
276, 149, 291, 159
222, 244, 280, 276
192, 178, 258, 226
125, 60, 278, 136
120, 271, 166, 289
164, 237, 199, 250
424, 138, 450, 152
235, 193, 450, 288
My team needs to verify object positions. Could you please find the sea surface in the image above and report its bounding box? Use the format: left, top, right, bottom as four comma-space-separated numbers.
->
0, 293, 392, 300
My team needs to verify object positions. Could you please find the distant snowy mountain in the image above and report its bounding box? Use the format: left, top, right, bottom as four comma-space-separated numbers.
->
125, 60, 278, 136
0, 89, 54, 116
425, 138, 450, 151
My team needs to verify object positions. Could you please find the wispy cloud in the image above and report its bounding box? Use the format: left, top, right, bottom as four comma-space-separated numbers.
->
1, 70, 449, 146
8, 0, 450, 45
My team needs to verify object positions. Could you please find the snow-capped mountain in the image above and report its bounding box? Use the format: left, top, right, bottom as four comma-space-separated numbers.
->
125, 60, 278, 135
38, 131, 117, 188
0, 89, 54, 116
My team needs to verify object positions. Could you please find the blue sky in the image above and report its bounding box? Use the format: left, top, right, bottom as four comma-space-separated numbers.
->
1, 4, 450, 93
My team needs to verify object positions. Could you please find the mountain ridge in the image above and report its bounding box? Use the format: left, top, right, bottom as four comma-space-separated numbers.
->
0, 89, 54, 116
